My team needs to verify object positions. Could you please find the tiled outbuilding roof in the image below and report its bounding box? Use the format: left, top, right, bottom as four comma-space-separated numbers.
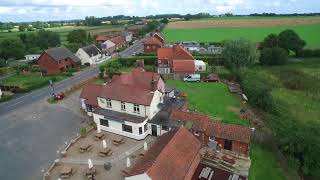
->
172, 60, 195, 74
127, 128, 201, 180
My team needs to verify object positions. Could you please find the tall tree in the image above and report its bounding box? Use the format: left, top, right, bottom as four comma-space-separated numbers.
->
67, 29, 88, 45
0, 39, 25, 60
260, 33, 280, 49
279, 29, 306, 55
222, 39, 257, 72
36, 29, 61, 50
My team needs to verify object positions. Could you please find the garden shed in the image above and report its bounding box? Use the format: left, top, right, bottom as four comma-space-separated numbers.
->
195, 60, 206, 72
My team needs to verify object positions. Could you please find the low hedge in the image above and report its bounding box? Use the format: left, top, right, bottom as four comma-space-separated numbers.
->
297, 49, 320, 58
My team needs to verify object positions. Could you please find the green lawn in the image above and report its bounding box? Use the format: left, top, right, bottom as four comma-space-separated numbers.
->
3, 74, 67, 92
167, 80, 249, 126
163, 24, 320, 48
249, 144, 287, 180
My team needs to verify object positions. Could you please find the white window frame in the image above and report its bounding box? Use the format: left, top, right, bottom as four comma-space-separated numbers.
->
121, 102, 126, 111
133, 104, 140, 114
106, 99, 112, 108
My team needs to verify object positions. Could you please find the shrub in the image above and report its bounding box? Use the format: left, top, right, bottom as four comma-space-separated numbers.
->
194, 56, 224, 66
259, 47, 288, 65
297, 49, 320, 58
0, 95, 12, 103
80, 127, 87, 137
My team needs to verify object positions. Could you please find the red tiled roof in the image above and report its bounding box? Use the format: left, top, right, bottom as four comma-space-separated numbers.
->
207, 122, 252, 144
110, 36, 126, 45
172, 60, 195, 74
157, 45, 194, 65
153, 32, 164, 42
127, 128, 201, 180
80, 84, 103, 107
95, 35, 109, 42
99, 67, 162, 105
144, 36, 163, 46
170, 110, 252, 144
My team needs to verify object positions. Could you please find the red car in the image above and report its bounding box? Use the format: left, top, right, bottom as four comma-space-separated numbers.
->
203, 74, 220, 82
54, 92, 65, 100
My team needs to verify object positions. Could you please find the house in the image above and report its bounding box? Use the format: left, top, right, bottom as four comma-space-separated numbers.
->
194, 60, 206, 72
76, 44, 105, 65
157, 44, 195, 75
101, 40, 116, 55
121, 31, 133, 42
170, 110, 252, 155
125, 127, 202, 180
180, 41, 200, 52
95, 35, 109, 43
25, 54, 40, 61
144, 36, 163, 53
80, 67, 165, 140
208, 45, 223, 54
38, 47, 80, 75
110, 36, 127, 50
153, 32, 165, 45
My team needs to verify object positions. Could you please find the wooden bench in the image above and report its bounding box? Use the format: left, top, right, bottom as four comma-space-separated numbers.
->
60, 166, 75, 179
79, 144, 92, 153
98, 148, 113, 157
112, 137, 125, 146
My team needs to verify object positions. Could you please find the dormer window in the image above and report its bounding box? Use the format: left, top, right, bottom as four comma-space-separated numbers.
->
106, 99, 112, 108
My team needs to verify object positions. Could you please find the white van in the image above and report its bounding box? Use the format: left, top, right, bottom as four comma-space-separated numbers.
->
183, 74, 201, 82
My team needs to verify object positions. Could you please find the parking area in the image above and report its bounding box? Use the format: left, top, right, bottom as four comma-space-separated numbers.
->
46, 130, 156, 180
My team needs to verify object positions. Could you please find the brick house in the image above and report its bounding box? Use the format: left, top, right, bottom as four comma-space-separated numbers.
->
144, 36, 163, 53
110, 36, 127, 50
157, 44, 195, 75
170, 110, 252, 156
125, 127, 201, 180
38, 47, 81, 75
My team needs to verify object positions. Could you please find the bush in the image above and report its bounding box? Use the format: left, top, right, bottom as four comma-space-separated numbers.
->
194, 56, 224, 66
80, 127, 87, 137
259, 47, 288, 65
297, 48, 320, 58
0, 95, 12, 103
47, 96, 57, 104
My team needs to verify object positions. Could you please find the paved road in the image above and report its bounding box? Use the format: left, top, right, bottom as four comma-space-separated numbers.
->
0, 39, 145, 180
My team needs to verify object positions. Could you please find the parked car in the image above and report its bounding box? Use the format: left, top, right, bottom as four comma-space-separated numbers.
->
54, 92, 65, 100
203, 74, 220, 82
183, 74, 201, 82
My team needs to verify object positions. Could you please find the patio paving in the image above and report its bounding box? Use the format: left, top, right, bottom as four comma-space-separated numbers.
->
46, 130, 156, 180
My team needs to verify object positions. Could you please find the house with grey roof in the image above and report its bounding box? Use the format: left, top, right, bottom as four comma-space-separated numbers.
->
38, 47, 81, 75
76, 44, 106, 65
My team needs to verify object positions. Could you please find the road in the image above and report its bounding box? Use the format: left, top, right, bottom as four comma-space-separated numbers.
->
0, 37, 146, 180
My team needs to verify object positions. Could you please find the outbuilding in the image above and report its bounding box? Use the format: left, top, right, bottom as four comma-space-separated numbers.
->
194, 60, 206, 72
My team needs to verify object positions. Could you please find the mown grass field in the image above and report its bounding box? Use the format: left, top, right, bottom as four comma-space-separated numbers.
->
249, 144, 287, 180
163, 24, 320, 48
166, 80, 249, 126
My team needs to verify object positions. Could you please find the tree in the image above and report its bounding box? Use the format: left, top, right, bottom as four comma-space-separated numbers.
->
104, 61, 122, 79
259, 47, 288, 65
279, 29, 306, 55
36, 29, 61, 50
222, 39, 257, 72
67, 29, 88, 45
18, 25, 26, 32
160, 18, 169, 24
260, 33, 280, 49
0, 39, 25, 60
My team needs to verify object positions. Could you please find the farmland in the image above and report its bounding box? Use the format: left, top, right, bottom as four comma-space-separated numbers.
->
163, 17, 320, 48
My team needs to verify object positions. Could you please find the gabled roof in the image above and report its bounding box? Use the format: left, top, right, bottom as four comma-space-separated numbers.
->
99, 67, 162, 106
95, 35, 109, 42
80, 84, 103, 107
170, 110, 252, 144
110, 36, 126, 45
153, 32, 164, 42
81, 44, 101, 57
172, 60, 195, 74
127, 128, 201, 180
157, 45, 195, 64
144, 36, 163, 46
45, 47, 81, 62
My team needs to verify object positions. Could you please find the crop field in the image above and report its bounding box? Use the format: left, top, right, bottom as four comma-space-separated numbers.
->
163, 17, 320, 48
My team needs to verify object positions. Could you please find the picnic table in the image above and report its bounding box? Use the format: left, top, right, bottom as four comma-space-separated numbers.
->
60, 166, 74, 179
94, 133, 105, 141
98, 148, 113, 157
112, 137, 125, 146
80, 144, 92, 153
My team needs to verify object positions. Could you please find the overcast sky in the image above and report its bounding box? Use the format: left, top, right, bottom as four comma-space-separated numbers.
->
0, 0, 319, 22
